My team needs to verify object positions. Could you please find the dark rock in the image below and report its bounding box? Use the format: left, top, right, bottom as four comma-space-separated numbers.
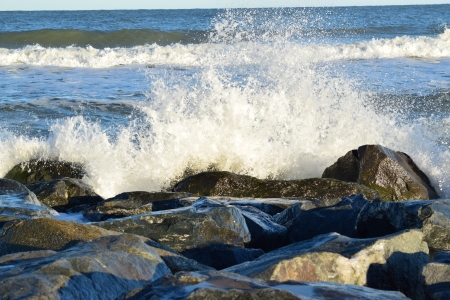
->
83, 191, 191, 221
92, 197, 250, 252
0, 234, 171, 300
0, 218, 119, 256
0, 178, 55, 224
287, 194, 369, 243
119, 270, 410, 300
236, 205, 287, 252
422, 251, 450, 300
211, 196, 304, 216
27, 177, 104, 212
181, 244, 264, 270
4, 159, 84, 184
224, 230, 428, 300
322, 144, 439, 201
173, 171, 380, 200
356, 199, 450, 251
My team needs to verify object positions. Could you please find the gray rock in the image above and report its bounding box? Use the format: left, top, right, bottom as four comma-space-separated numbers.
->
92, 197, 251, 252
422, 251, 450, 300
119, 270, 410, 300
27, 177, 103, 212
83, 191, 191, 221
4, 159, 84, 184
322, 144, 439, 201
224, 230, 429, 300
0, 234, 171, 300
172, 171, 380, 200
181, 244, 264, 270
356, 199, 450, 251
287, 194, 369, 243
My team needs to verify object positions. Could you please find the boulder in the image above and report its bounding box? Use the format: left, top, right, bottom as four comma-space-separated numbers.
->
224, 230, 429, 300
0, 234, 171, 300
322, 144, 439, 201
213, 196, 304, 216
4, 159, 84, 184
0, 218, 119, 256
181, 244, 264, 270
0, 178, 55, 224
422, 251, 450, 300
173, 171, 380, 200
92, 198, 251, 252
356, 199, 450, 251
236, 205, 287, 252
286, 194, 369, 243
83, 191, 191, 221
119, 270, 410, 300
27, 177, 104, 212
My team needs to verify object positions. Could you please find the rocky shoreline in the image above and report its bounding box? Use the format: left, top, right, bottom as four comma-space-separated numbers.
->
1, 144, 449, 299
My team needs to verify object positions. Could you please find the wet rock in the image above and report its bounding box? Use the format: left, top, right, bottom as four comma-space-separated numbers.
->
0, 178, 55, 224
356, 199, 450, 251
4, 159, 84, 184
83, 191, 191, 221
27, 177, 103, 212
0, 234, 171, 300
237, 205, 287, 252
93, 197, 250, 252
287, 194, 369, 243
173, 171, 380, 200
0, 218, 119, 256
120, 270, 410, 300
322, 144, 439, 201
181, 244, 264, 270
422, 251, 450, 300
224, 230, 428, 300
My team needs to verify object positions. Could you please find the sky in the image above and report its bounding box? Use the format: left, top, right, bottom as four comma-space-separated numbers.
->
1, 0, 449, 10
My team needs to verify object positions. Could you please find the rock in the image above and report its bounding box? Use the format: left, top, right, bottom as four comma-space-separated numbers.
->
27, 177, 104, 212
0, 218, 119, 256
236, 205, 287, 252
181, 244, 264, 270
356, 199, 450, 251
4, 159, 84, 184
83, 191, 191, 222
119, 270, 410, 300
286, 194, 369, 243
224, 230, 429, 300
92, 197, 251, 252
0, 178, 56, 224
422, 251, 450, 300
322, 144, 439, 201
173, 171, 380, 200
0, 234, 171, 300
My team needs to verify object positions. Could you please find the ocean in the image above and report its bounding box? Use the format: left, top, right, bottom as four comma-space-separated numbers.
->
0, 5, 449, 199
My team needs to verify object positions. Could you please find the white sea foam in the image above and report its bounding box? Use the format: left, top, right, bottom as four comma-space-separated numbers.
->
0, 28, 449, 68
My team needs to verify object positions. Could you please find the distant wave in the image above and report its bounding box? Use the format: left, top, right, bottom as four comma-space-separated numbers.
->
0, 29, 206, 49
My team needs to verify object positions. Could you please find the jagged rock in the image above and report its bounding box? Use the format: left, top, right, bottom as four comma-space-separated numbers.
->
0, 178, 55, 224
0, 234, 171, 300
172, 171, 380, 200
236, 205, 287, 252
92, 197, 251, 252
322, 144, 439, 201
422, 251, 450, 300
356, 199, 450, 251
286, 194, 369, 243
0, 218, 119, 256
224, 230, 428, 300
83, 191, 191, 221
4, 159, 84, 184
27, 177, 103, 212
119, 270, 410, 300
181, 244, 264, 270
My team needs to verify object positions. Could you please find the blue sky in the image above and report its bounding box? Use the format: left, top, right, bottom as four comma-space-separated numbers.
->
1, 0, 449, 10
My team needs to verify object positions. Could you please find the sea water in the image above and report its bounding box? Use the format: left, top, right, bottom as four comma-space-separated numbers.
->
0, 6, 449, 199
